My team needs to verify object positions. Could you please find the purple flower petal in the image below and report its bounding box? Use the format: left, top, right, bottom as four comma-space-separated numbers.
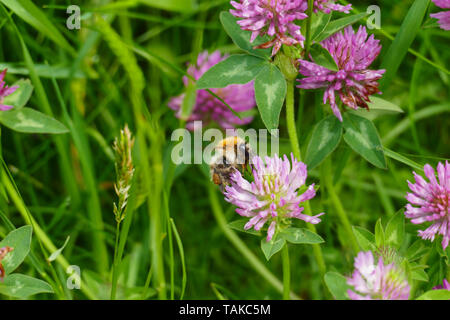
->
224, 153, 325, 241
0, 69, 19, 112
230, 0, 308, 56
430, 0, 450, 31
347, 251, 410, 300
405, 161, 450, 251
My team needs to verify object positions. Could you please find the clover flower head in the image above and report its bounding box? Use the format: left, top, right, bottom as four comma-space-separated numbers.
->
224, 153, 324, 242
405, 161, 450, 250
313, 0, 352, 14
431, 0, 450, 30
297, 25, 385, 121
168, 50, 256, 130
347, 251, 410, 300
433, 279, 450, 290
230, 0, 308, 56
0, 69, 18, 111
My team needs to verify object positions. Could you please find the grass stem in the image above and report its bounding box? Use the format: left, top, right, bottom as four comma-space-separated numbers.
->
110, 222, 121, 300
281, 244, 291, 300
286, 80, 327, 276
322, 159, 359, 253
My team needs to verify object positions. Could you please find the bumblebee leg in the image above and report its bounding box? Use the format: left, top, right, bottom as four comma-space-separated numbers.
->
212, 173, 222, 185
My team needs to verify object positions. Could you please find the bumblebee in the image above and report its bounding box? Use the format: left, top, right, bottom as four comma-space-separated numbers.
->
209, 136, 253, 190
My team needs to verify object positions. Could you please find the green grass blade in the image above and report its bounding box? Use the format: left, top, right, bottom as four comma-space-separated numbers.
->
170, 218, 187, 300
379, 0, 430, 90
383, 148, 424, 172
0, 0, 75, 55
139, 0, 198, 13
382, 104, 450, 146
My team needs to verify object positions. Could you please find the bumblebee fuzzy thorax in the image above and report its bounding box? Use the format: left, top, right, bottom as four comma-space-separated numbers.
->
209, 137, 253, 189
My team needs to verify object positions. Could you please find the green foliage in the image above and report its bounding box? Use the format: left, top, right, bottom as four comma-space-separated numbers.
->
309, 44, 339, 71
406, 240, 430, 262
305, 115, 343, 169
324, 272, 350, 300
0, 0, 75, 54
197, 54, 267, 89
0, 226, 32, 274
279, 227, 324, 245
229, 222, 323, 260
411, 267, 429, 282
261, 235, 286, 261
180, 79, 197, 120
352, 226, 376, 252
200, 11, 289, 132
0, 226, 53, 298
140, 0, 198, 12
254, 63, 287, 131
47, 236, 70, 262
0, 274, 53, 298
314, 12, 368, 42
380, 0, 431, 89
374, 218, 385, 247
0, 108, 69, 134
342, 113, 387, 169
310, 12, 332, 41
367, 97, 404, 114
417, 289, 450, 300
0, 63, 87, 79
0, 76, 65, 135
385, 210, 405, 249
383, 148, 424, 172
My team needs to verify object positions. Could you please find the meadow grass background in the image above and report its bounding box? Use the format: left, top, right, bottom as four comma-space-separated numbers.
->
0, 0, 449, 299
